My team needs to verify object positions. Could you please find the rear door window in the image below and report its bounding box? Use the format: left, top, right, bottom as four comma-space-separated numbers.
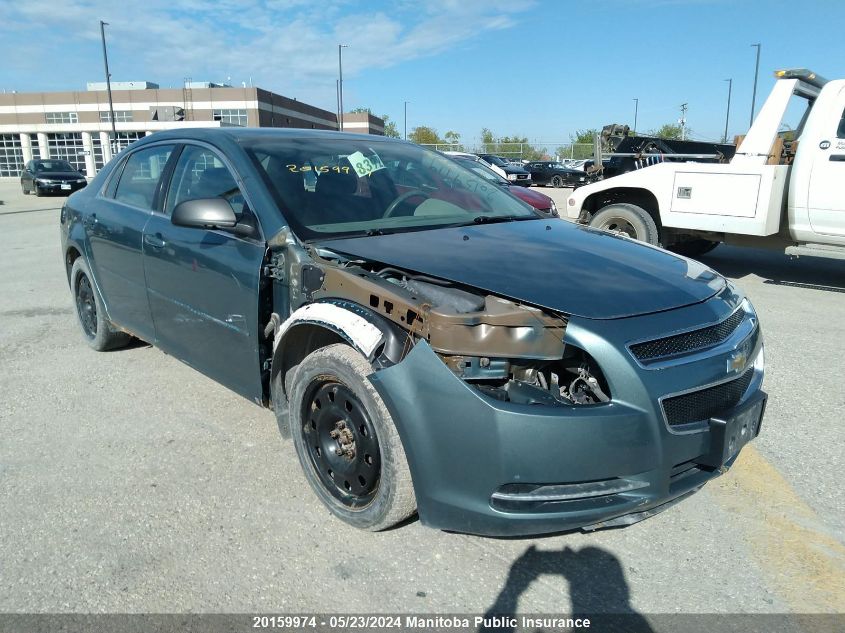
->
113, 145, 175, 210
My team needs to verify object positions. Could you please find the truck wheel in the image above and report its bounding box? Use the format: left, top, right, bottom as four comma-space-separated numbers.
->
70, 258, 132, 351
288, 343, 416, 531
551, 175, 565, 188
669, 239, 720, 257
590, 203, 660, 246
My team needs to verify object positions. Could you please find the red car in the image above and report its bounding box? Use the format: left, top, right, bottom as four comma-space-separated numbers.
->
450, 155, 557, 216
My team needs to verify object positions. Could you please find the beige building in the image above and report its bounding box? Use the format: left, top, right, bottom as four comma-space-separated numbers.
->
0, 81, 384, 178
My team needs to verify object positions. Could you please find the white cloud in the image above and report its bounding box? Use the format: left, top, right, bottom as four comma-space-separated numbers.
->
1, 0, 533, 98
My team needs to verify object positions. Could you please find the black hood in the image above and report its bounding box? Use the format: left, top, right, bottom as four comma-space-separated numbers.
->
321, 220, 725, 320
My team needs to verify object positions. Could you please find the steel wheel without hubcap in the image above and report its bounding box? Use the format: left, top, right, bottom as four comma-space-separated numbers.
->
301, 380, 381, 508
596, 216, 639, 239
589, 203, 660, 246
75, 272, 98, 339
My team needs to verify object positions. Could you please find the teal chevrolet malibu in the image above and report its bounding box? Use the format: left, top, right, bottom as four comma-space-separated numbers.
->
60, 128, 766, 536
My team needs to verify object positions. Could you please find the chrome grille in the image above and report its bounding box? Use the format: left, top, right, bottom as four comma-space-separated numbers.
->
662, 367, 754, 426
631, 307, 745, 361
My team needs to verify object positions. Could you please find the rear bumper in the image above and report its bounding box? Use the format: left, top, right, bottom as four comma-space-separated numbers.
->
369, 293, 764, 537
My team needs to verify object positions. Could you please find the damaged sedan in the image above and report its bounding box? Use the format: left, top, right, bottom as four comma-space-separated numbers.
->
60, 129, 766, 536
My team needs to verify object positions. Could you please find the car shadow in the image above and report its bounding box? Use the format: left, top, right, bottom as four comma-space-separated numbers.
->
701, 245, 845, 292
479, 545, 654, 633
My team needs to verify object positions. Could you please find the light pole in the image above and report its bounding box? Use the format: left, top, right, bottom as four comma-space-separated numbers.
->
632, 98, 639, 135
723, 78, 733, 144
338, 44, 348, 132
750, 43, 761, 126
679, 103, 688, 141
404, 100, 409, 140
99, 20, 117, 149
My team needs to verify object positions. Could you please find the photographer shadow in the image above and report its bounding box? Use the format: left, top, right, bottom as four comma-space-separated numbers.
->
480, 545, 654, 633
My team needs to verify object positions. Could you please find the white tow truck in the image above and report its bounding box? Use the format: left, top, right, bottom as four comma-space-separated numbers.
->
566, 69, 845, 259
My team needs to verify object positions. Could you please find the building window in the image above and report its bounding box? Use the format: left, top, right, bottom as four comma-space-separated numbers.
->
112, 132, 144, 154
46, 133, 86, 173
0, 134, 25, 177
45, 112, 79, 124
212, 109, 248, 126
99, 110, 134, 123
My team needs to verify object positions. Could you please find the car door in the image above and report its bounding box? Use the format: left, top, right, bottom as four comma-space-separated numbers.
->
85, 143, 176, 341
142, 143, 266, 402
808, 87, 845, 237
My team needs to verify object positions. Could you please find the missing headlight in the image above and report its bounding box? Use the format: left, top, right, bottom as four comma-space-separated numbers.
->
445, 348, 611, 406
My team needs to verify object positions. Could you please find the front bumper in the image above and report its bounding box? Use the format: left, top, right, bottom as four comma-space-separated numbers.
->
35, 180, 87, 194
369, 290, 764, 537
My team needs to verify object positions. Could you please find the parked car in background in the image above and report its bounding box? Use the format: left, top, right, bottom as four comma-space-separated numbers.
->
21, 159, 87, 196
477, 154, 532, 186
525, 161, 588, 188
450, 154, 558, 216
442, 151, 508, 180
61, 128, 765, 536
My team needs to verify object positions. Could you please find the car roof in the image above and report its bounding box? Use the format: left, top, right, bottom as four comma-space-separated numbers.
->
135, 127, 402, 145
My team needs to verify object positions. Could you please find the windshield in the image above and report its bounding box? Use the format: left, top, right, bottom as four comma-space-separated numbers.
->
452, 157, 508, 185
34, 160, 75, 173
245, 138, 537, 240
483, 155, 508, 167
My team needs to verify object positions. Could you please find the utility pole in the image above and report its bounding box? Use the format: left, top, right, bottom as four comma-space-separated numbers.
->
335, 80, 340, 131
632, 98, 639, 135
750, 43, 761, 126
99, 20, 117, 150
679, 103, 688, 141
404, 100, 409, 140
723, 78, 733, 144
337, 44, 348, 132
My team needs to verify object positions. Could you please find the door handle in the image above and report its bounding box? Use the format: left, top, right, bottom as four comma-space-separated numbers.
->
829, 155, 845, 162
143, 233, 166, 249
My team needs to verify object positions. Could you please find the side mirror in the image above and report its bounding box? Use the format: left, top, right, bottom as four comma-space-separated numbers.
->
172, 198, 238, 229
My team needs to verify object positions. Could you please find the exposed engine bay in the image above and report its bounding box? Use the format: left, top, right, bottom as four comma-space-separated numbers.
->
271, 242, 611, 407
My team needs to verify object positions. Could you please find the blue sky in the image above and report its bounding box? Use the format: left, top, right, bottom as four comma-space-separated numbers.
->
1, 0, 842, 147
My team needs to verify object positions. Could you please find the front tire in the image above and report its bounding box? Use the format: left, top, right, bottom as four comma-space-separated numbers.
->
288, 344, 416, 531
70, 258, 132, 351
589, 203, 660, 246
551, 174, 565, 188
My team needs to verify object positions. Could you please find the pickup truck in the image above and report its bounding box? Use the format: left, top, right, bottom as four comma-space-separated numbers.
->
567, 69, 845, 259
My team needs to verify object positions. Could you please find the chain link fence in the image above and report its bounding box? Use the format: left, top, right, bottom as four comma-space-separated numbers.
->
419, 142, 595, 161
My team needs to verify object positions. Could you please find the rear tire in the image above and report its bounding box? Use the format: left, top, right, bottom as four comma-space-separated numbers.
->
288, 344, 416, 531
589, 203, 660, 246
70, 258, 132, 351
669, 239, 720, 257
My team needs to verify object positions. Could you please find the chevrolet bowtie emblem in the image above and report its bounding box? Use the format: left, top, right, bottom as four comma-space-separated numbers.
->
727, 342, 750, 373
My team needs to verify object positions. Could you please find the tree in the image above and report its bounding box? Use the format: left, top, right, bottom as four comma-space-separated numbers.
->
650, 124, 684, 140
408, 126, 445, 145
382, 115, 400, 138
570, 129, 600, 145
479, 129, 547, 160
566, 129, 600, 160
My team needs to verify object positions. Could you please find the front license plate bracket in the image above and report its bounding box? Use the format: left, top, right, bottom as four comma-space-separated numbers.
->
695, 390, 766, 468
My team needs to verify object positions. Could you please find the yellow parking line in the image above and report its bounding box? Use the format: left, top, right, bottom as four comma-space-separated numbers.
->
711, 445, 845, 612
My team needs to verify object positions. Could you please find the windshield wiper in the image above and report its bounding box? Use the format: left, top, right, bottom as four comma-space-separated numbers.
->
471, 215, 518, 225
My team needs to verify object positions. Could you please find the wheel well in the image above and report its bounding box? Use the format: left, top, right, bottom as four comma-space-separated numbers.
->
270, 323, 348, 400
65, 247, 82, 285
583, 188, 661, 229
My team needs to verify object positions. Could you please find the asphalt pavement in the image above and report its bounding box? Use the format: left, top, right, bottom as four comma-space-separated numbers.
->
0, 181, 843, 618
